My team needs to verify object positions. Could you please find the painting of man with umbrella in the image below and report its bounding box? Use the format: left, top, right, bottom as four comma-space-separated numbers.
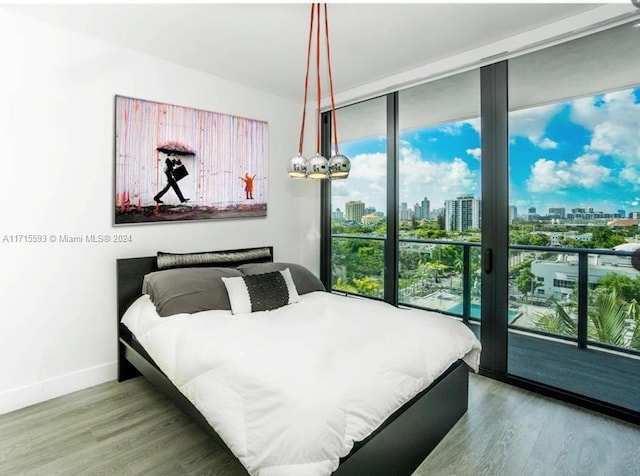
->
114, 95, 268, 224
153, 141, 194, 204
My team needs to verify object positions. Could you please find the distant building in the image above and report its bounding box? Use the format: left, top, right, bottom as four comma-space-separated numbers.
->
361, 213, 381, 224
547, 231, 593, 246
548, 207, 565, 219
531, 247, 638, 300
345, 200, 365, 222
527, 207, 539, 222
399, 202, 413, 221
332, 208, 344, 221
430, 207, 444, 220
608, 218, 639, 227
509, 205, 518, 224
414, 197, 430, 220
445, 195, 481, 231
566, 207, 621, 222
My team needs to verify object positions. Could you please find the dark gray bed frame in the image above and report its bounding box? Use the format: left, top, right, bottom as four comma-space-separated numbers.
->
117, 247, 470, 476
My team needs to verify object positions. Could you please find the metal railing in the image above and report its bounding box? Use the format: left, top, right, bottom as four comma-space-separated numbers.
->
330, 234, 640, 357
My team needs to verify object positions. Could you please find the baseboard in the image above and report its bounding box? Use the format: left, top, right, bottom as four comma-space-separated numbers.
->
0, 361, 117, 416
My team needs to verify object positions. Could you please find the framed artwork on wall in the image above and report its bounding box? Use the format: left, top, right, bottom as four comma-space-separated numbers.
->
114, 95, 268, 224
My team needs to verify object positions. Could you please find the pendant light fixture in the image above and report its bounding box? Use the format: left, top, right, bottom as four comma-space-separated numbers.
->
288, 3, 350, 180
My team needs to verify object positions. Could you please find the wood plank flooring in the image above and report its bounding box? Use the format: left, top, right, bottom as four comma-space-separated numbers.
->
1, 374, 638, 475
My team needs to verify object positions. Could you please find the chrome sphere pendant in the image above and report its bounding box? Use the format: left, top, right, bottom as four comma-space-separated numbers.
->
307, 154, 329, 179
288, 154, 308, 178
328, 154, 351, 179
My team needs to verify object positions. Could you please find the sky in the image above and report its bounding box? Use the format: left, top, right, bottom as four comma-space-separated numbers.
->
331, 86, 640, 218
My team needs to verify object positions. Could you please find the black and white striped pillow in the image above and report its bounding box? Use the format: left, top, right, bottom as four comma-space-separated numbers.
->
222, 268, 300, 314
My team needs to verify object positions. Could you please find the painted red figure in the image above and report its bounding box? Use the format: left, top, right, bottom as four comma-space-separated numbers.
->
240, 173, 256, 199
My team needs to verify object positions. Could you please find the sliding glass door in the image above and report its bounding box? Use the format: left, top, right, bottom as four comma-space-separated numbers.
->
322, 18, 640, 423
506, 21, 640, 414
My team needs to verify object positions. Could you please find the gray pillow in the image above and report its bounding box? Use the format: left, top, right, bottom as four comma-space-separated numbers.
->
143, 267, 244, 317
236, 262, 325, 295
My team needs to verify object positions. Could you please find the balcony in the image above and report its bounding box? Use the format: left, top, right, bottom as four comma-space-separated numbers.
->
331, 234, 640, 415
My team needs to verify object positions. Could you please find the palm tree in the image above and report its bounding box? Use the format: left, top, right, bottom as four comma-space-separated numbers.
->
535, 300, 577, 338
588, 288, 629, 347
536, 289, 640, 350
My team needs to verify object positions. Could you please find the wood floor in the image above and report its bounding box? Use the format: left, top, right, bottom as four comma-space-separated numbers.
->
1, 374, 638, 476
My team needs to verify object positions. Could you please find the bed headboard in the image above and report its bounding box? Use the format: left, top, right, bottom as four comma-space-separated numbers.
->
116, 246, 274, 320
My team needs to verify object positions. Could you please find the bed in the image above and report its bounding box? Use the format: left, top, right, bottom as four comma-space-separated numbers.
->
117, 246, 481, 476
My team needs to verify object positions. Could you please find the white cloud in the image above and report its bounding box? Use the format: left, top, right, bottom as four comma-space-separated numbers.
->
438, 118, 481, 136
466, 147, 481, 160
460, 118, 481, 135
329, 152, 387, 211
348, 152, 387, 181
619, 167, 640, 190
438, 124, 463, 136
570, 89, 640, 164
526, 153, 611, 193
510, 103, 562, 149
399, 146, 478, 207
538, 138, 558, 149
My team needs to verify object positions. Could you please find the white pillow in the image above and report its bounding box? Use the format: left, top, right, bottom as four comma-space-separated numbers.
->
222, 268, 300, 315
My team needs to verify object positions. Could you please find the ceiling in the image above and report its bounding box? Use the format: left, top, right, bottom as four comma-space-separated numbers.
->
5, 3, 604, 103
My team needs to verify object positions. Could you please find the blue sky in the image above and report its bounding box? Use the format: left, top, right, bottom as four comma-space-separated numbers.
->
331, 86, 640, 218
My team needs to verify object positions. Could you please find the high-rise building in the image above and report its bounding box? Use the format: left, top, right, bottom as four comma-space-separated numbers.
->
509, 205, 518, 224
345, 200, 365, 222
332, 208, 344, 221
414, 197, 430, 220
444, 195, 481, 231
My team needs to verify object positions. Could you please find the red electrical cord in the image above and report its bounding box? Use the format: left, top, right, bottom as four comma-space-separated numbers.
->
298, 4, 315, 156
316, 3, 322, 155
324, 3, 339, 155
298, 3, 339, 159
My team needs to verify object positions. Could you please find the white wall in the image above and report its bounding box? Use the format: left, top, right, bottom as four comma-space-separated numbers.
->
0, 8, 321, 414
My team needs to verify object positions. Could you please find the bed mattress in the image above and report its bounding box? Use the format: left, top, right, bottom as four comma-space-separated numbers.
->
122, 291, 481, 476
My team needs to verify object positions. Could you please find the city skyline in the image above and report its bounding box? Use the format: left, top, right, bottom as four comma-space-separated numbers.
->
331, 86, 640, 217
334, 197, 628, 222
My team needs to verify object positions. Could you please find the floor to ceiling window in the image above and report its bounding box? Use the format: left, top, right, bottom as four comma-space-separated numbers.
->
322, 17, 640, 423
329, 96, 387, 299
397, 71, 481, 318
507, 20, 640, 414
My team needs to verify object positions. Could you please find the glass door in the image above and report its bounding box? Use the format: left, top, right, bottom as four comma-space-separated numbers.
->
507, 21, 640, 413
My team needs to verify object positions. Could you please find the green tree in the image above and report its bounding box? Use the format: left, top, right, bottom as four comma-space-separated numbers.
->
516, 268, 537, 303
530, 234, 551, 246
591, 227, 626, 248
353, 276, 382, 297
597, 273, 640, 303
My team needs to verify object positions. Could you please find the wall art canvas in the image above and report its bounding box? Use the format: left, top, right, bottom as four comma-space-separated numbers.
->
114, 96, 268, 224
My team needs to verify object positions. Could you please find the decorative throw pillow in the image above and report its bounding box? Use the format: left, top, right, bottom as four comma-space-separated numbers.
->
236, 262, 325, 295
157, 247, 272, 270
222, 268, 300, 314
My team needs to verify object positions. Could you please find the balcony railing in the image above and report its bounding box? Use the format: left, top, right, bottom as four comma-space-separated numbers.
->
331, 234, 640, 357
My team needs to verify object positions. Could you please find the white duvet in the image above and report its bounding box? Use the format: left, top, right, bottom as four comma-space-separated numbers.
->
122, 291, 481, 476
